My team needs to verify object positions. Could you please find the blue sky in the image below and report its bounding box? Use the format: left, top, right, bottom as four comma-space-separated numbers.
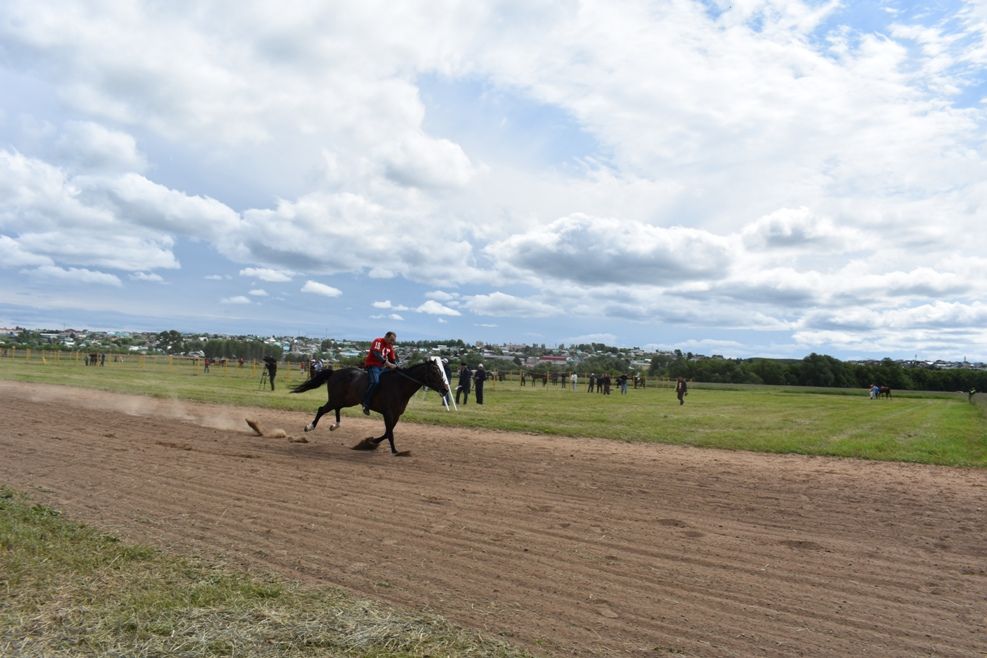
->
1, 1, 986, 360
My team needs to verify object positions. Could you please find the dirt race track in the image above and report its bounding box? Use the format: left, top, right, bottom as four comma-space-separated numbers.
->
2, 381, 985, 658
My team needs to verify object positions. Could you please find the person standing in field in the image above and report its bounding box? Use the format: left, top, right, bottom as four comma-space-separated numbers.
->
263, 356, 278, 391
675, 377, 687, 405
474, 363, 487, 404
456, 361, 472, 405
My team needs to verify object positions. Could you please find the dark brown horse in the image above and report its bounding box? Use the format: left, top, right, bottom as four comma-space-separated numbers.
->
879, 386, 892, 399
291, 358, 449, 455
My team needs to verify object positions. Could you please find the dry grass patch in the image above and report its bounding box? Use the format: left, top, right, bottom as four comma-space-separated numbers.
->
0, 488, 533, 658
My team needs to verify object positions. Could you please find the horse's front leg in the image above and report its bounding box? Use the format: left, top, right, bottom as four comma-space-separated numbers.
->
328, 408, 342, 431
382, 416, 408, 455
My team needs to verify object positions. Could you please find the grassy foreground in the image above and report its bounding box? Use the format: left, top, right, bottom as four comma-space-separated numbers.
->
0, 487, 531, 658
1, 354, 985, 466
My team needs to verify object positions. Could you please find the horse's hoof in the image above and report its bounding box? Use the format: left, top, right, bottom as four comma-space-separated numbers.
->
303, 424, 313, 432
329, 424, 338, 432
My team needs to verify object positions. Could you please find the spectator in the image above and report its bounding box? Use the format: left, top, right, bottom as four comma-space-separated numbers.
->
474, 363, 487, 404
675, 377, 688, 405
263, 356, 278, 391
456, 362, 472, 405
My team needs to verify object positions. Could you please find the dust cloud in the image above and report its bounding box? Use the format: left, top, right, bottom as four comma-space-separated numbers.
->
3, 381, 249, 433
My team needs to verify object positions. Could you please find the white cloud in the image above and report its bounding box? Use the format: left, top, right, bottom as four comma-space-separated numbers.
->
0, 150, 112, 233
740, 207, 864, 251
676, 338, 745, 354
378, 131, 475, 189
234, 191, 479, 284
100, 173, 241, 242
55, 121, 146, 173
465, 292, 557, 318
564, 333, 618, 346
130, 272, 164, 282
415, 300, 460, 316
486, 214, 733, 286
240, 267, 293, 282
373, 299, 410, 311
16, 231, 178, 272
221, 295, 251, 304
248, 288, 268, 296
425, 290, 459, 302
300, 280, 342, 297
23, 265, 121, 287
0, 235, 53, 268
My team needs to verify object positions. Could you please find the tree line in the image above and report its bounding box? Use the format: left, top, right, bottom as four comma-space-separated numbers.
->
648, 352, 986, 393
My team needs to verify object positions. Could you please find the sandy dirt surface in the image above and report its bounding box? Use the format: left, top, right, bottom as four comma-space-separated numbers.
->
1, 380, 985, 657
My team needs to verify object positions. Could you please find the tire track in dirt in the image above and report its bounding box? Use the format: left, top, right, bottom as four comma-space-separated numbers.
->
1, 381, 985, 657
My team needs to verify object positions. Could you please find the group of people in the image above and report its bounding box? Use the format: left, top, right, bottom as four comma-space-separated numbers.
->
585, 373, 627, 395
452, 359, 487, 405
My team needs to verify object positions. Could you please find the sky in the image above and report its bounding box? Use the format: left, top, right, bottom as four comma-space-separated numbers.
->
1, 0, 986, 361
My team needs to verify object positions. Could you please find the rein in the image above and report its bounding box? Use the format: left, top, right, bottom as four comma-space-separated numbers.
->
391, 365, 445, 391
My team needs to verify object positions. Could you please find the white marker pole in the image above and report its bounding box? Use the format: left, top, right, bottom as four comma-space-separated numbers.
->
431, 356, 457, 411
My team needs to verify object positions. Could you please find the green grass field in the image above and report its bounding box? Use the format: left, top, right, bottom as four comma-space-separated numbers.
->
2, 352, 985, 467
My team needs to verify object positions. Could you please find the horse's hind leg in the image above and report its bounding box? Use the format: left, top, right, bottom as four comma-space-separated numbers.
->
328, 409, 342, 431
305, 403, 332, 432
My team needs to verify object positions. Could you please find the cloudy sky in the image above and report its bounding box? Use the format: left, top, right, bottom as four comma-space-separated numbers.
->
1, 1, 986, 360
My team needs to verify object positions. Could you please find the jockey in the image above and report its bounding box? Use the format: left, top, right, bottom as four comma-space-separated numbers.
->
362, 331, 398, 415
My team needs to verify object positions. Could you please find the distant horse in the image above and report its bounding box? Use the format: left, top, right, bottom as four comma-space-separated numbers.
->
291, 358, 449, 455
879, 386, 892, 399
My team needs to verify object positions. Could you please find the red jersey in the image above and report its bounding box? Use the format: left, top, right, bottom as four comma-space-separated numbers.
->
364, 337, 396, 367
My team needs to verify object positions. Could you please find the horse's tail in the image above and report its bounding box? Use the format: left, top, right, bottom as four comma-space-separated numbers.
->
291, 367, 334, 394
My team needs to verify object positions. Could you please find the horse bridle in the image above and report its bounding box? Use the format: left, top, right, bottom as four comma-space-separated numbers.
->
392, 364, 447, 391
